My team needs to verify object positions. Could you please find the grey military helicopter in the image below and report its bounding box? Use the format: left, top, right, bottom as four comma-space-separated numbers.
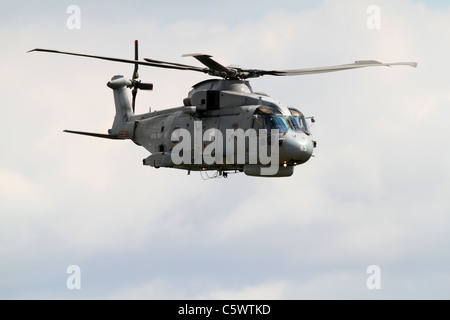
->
29, 41, 417, 178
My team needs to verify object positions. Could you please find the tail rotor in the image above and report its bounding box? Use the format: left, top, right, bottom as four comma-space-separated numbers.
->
130, 40, 153, 113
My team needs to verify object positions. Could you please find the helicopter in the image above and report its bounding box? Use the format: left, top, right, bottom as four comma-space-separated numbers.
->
29, 41, 417, 178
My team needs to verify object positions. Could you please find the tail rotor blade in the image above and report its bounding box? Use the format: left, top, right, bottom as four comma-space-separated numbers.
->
132, 87, 138, 113
132, 40, 139, 113
130, 40, 153, 113
135, 82, 153, 90
133, 40, 139, 80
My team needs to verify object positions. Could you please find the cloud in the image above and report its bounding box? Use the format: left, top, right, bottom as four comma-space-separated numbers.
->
204, 281, 287, 300
107, 278, 287, 300
1, 0, 450, 299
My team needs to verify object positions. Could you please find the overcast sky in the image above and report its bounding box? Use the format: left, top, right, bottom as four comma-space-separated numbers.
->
1, 0, 449, 299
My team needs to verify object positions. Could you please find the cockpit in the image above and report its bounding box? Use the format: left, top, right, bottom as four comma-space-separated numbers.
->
254, 106, 311, 135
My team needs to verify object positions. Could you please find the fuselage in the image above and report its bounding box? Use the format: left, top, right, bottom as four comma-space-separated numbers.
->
129, 79, 316, 177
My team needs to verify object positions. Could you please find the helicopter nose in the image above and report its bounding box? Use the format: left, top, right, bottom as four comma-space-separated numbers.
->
281, 135, 314, 164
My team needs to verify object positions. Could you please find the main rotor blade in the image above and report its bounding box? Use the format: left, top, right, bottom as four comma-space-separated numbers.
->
28, 48, 208, 74
254, 60, 418, 77
143, 57, 204, 69
183, 54, 231, 73
183, 53, 237, 78
29, 48, 417, 80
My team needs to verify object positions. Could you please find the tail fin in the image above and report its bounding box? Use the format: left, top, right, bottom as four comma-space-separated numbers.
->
107, 75, 134, 138
64, 75, 135, 140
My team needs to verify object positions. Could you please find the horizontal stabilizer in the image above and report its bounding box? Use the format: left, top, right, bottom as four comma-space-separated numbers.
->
64, 130, 123, 140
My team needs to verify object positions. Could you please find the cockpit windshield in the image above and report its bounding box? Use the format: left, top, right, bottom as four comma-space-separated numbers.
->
266, 115, 295, 133
254, 107, 311, 135
255, 107, 295, 134
289, 108, 311, 135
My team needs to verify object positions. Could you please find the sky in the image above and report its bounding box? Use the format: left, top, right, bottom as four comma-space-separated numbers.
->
1, 0, 449, 299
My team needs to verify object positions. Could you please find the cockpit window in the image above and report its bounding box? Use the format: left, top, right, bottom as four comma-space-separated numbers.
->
255, 107, 295, 134
290, 116, 310, 133
266, 115, 294, 133
289, 108, 311, 135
